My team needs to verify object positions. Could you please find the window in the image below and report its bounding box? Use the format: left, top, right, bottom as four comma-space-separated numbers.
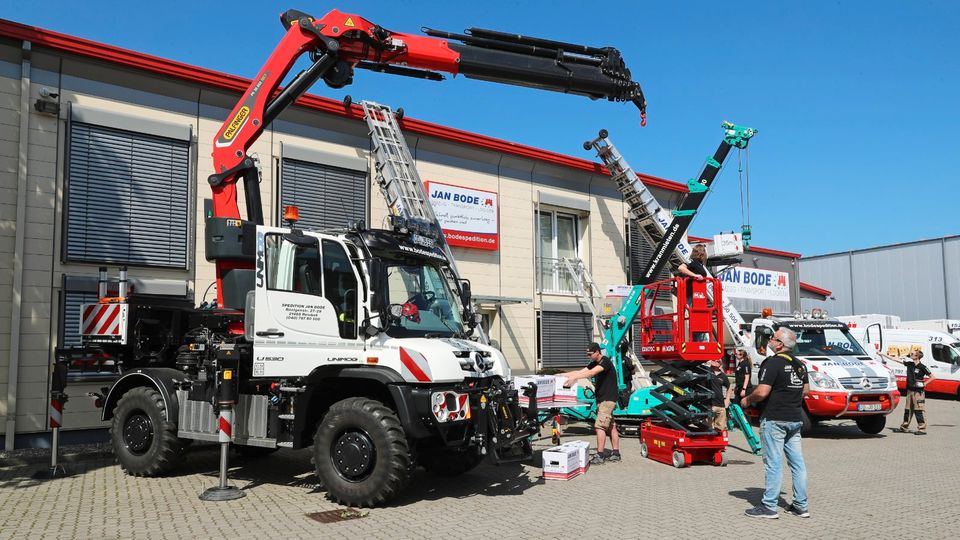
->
383, 263, 465, 338
65, 122, 189, 267
280, 158, 366, 230
265, 234, 321, 295
932, 343, 960, 365
322, 239, 358, 339
537, 210, 579, 293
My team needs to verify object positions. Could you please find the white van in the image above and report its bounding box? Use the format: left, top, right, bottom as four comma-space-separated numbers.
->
745, 316, 900, 434
849, 327, 960, 400
900, 319, 960, 339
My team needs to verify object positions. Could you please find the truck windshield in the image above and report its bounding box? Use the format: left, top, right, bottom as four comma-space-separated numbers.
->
792, 327, 867, 356
384, 263, 465, 338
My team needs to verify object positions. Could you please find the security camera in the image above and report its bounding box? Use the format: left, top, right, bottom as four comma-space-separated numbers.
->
39, 87, 59, 99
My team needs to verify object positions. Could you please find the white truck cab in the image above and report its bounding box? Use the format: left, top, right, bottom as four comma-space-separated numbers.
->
746, 315, 900, 434
849, 327, 960, 400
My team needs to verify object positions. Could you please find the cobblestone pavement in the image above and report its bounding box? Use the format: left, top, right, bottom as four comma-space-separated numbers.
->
2, 398, 958, 540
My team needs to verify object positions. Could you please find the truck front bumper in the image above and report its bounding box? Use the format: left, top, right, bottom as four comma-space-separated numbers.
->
804, 389, 900, 418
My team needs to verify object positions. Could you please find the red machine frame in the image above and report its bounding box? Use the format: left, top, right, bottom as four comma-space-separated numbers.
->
638, 277, 724, 361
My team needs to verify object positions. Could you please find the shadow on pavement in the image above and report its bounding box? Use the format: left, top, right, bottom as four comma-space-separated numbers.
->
728, 487, 786, 508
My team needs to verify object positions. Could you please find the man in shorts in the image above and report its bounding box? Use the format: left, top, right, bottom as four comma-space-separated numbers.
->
561, 342, 621, 464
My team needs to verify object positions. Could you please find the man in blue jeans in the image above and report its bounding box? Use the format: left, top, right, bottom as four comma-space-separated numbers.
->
741, 327, 810, 519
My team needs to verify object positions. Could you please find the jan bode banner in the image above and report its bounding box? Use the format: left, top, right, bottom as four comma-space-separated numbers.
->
426, 181, 499, 250
718, 267, 790, 302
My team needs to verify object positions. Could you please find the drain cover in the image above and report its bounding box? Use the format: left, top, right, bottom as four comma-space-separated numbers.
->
306, 509, 369, 523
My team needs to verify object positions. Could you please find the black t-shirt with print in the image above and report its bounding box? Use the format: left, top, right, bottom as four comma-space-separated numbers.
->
757, 352, 809, 422
904, 360, 932, 391
588, 356, 619, 403
734, 361, 752, 395
684, 260, 708, 298
709, 370, 730, 407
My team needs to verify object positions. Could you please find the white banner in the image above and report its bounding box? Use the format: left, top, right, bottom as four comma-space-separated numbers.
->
718, 267, 790, 302
711, 233, 744, 257
426, 181, 498, 250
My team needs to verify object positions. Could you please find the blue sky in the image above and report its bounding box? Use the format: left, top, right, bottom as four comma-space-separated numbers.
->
4, 1, 958, 255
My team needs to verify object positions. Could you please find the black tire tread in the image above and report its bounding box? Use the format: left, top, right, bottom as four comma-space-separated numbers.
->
314, 397, 411, 507
110, 386, 185, 477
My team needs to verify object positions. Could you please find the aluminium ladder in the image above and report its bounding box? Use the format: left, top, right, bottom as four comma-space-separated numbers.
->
583, 125, 756, 349
560, 257, 607, 334
361, 100, 489, 344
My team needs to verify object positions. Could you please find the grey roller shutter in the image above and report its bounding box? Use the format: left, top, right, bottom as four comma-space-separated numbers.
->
61, 290, 98, 348
628, 219, 672, 285
540, 311, 592, 369
280, 158, 366, 231
65, 122, 190, 268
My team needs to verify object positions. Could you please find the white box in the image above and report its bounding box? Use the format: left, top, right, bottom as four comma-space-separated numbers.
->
514, 375, 556, 406
561, 440, 590, 474
553, 378, 581, 405
542, 445, 581, 480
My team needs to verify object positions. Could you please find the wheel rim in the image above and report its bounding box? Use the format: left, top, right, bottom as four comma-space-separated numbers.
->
123, 412, 154, 455
331, 430, 377, 482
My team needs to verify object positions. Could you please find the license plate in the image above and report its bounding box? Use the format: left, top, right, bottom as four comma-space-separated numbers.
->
857, 403, 882, 411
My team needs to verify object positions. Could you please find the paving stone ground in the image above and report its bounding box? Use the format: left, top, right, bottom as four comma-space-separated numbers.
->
1, 398, 958, 539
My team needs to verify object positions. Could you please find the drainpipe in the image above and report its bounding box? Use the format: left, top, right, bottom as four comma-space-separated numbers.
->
6, 41, 31, 450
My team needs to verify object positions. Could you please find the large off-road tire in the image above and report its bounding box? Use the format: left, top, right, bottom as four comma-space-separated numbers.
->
420, 448, 484, 477
110, 386, 186, 476
313, 397, 411, 507
855, 415, 886, 435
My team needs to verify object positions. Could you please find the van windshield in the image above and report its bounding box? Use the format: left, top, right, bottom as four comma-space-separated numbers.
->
791, 327, 867, 356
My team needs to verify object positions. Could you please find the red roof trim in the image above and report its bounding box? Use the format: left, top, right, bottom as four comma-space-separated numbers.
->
0, 18, 685, 193
800, 282, 832, 297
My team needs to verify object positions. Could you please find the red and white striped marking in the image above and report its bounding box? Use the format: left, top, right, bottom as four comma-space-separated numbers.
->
49, 398, 63, 429
399, 347, 432, 382
81, 303, 123, 336
218, 409, 233, 443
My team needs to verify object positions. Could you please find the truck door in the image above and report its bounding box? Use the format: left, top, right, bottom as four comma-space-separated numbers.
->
253, 229, 359, 377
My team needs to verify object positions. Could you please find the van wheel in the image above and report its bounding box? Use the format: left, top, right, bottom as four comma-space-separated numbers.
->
855, 415, 886, 435
110, 387, 186, 476
313, 397, 411, 507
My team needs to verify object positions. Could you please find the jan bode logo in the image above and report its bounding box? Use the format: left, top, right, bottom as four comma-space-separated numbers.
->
431, 190, 493, 206
223, 106, 250, 141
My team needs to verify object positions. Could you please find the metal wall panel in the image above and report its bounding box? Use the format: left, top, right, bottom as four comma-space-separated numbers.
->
65, 122, 190, 267
802, 236, 960, 319
540, 311, 592, 369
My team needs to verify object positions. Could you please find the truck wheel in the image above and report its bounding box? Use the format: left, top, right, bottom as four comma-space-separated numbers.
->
110, 386, 186, 477
855, 415, 886, 435
420, 448, 484, 477
313, 397, 411, 507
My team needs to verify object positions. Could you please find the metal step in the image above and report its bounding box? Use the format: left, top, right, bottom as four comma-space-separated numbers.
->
276, 441, 294, 448
278, 414, 295, 420
279, 386, 305, 393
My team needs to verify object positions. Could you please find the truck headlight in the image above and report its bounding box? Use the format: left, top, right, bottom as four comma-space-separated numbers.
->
809, 371, 840, 390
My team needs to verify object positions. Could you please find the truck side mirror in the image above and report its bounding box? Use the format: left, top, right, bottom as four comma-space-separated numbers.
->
360, 318, 380, 338
459, 279, 472, 306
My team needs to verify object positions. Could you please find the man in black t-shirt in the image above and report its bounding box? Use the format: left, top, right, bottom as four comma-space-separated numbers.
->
894, 349, 935, 435
707, 360, 730, 431
561, 342, 621, 465
741, 328, 810, 520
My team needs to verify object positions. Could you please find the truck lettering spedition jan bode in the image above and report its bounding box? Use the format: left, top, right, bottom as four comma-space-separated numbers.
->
60, 9, 647, 506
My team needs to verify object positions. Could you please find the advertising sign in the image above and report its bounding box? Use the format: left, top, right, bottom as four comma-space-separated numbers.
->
426, 181, 499, 250
711, 233, 744, 257
717, 267, 790, 302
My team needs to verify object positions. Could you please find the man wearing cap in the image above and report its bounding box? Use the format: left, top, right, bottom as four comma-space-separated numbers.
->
560, 342, 621, 464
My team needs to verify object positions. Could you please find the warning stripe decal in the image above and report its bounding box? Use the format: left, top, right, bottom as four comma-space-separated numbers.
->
399, 347, 432, 382
49, 399, 62, 429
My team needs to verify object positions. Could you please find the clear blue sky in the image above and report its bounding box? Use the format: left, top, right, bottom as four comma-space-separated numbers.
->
4, 1, 958, 255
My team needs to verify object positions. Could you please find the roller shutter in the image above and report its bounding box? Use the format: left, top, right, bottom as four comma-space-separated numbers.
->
540, 311, 592, 369
65, 122, 190, 268
280, 158, 366, 231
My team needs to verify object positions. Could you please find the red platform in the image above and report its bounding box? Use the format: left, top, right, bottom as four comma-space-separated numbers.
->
639, 421, 728, 468
638, 277, 724, 362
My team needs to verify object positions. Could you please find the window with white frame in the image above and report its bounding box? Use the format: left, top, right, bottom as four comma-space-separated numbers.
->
537, 209, 580, 294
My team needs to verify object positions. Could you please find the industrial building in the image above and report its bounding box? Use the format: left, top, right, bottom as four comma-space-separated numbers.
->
0, 20, 816, 446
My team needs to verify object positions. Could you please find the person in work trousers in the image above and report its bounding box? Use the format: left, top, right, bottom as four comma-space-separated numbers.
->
894, 349, 935, 435
708, 359, 730, 431
742, 327, 810, 519
561, 342, 621, 465
729, 348, 753, 403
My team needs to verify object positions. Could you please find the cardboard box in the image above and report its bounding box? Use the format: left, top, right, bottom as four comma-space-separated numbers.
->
514, 375, 556, 406
562, 440, 591, 474
542, 445, 581, 480
553, 378, 581, 404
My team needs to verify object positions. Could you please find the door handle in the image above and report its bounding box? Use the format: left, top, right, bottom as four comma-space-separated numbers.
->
256, 329, 285, 338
